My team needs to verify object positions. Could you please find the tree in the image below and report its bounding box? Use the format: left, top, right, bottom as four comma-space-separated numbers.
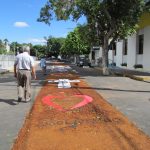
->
3, 39, 9, 45
32, 45, 47, 58
61, 25, 90, 56
0, 39, 7, 54
145, 0, 150, 12
38, 0, 146, 75
46, 37, 65, 57
10, 42, 21, 55
0, 40, 4, 49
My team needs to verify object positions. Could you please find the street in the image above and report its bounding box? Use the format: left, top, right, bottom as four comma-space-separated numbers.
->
0, 61, 150, 150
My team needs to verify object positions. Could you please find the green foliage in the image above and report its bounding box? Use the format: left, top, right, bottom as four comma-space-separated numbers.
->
31, 45, 47, 57
121, 63, 127, 67
38, 0, 146, 72
6, 50, 14, 55
46, 37, 65, 57
10, 42, 21, 54
61, 25, 90, 55
38, 0, 146, 46
0, 49, 7, 54
0, 39, 7, 54
134, 64, 143, 68
145, 1, 150, 12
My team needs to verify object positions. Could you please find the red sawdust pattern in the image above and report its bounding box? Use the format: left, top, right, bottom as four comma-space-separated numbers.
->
44, 94, 83, 110
47, 61, 66, 66
12, 66, 150, 150
52, 95, 82, 108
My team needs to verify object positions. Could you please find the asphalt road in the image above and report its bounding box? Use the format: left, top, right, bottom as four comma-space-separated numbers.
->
72, 65, 150, 137
0, 63, 150, 150
0, 67, 43, 150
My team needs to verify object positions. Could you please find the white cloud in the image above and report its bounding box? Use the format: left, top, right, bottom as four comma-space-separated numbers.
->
28, 38, 47, 44
14, 22, 29, 27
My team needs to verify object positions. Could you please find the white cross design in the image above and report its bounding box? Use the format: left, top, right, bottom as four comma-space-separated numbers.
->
48, 79, 80, 88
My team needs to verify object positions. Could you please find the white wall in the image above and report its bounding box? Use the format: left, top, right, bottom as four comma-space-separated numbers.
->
108, 50, 114, 64
123, 55, 127, 63
136, 54, 143, 64
127, 35, 137, 69
89, 47, 102, 66
91, 26, 150, 70
95, 47, 102, 65
6, 44, 10, 52
143, 26, 150, 71
0, 55, 15, 70
116, 41, 123, 67
108, 26, 150, 71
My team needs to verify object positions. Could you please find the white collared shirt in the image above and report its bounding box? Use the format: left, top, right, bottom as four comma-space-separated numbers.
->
14, 52, 34, 70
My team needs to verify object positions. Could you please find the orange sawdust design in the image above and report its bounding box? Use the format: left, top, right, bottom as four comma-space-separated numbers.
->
12, 63, 150, 150
51, 96, 82, 109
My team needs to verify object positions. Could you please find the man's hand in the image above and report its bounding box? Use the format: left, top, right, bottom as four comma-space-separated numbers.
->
33, 75, 36, 80
31, 66, 36, 80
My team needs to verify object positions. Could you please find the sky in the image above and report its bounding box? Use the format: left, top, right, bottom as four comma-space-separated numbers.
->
0, 0, 86, 45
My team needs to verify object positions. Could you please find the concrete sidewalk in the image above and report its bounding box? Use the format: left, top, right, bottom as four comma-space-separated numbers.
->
0, 65, 43, 150
1, 63, 150, 149
0, 69, 9, 74
72, 65, 150, 137
109, 67, 150, 82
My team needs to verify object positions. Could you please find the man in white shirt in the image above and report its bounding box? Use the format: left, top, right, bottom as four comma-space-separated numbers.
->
14, 46, 36, 102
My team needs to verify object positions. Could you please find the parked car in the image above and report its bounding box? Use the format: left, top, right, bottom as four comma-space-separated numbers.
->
77, 56, 91, 67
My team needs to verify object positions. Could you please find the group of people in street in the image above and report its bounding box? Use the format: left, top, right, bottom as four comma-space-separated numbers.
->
14, 46, 47, 103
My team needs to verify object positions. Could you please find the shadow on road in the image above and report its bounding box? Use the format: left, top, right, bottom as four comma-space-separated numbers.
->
0, 98, 18, 105
72, 86, 150, 93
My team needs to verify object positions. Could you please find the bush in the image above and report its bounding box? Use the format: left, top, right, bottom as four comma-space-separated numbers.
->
133, 64, 143, 69
121, 63, 127, 66
0, 49, 7, 54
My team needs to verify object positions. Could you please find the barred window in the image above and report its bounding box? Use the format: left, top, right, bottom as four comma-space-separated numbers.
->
123, 39, 128, 55
138, 34, 144, 54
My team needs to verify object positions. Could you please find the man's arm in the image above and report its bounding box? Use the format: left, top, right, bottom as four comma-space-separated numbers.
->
14, 55, 18, 78
14, 64, 17, 78
31, 66, 36, 80
30, 57, 36, 80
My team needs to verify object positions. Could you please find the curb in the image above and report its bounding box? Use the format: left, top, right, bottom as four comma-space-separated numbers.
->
126, 75, 144, 81
0, 69, 9, 75
113, 72, 150, 82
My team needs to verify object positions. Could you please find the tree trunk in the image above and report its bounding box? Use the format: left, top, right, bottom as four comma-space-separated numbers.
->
102, 38, 109, 75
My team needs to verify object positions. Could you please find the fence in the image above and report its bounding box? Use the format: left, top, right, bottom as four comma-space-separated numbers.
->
0, 55, 37, 70
0, 54, 15, 70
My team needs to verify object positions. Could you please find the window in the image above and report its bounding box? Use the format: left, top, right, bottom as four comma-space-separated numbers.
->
123, 39, 128, 55
92, 51, 95, 60
138, 34, 144, 54
112, 42, 116, 56
109, 42, 116, 55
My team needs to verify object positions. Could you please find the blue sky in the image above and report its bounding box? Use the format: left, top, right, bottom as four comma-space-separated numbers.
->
0, 0, 86, 45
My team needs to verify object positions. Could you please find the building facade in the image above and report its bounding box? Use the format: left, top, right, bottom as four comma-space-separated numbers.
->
90, 12, 150, 71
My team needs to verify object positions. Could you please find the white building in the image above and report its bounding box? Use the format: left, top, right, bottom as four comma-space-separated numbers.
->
5, 42, 10, 52
90, 12, 150, 71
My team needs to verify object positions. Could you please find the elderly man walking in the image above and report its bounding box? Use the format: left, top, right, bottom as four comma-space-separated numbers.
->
14, 46, 36, 102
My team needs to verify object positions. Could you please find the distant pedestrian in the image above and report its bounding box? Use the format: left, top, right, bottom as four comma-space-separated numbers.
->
14, 46, 36, 102
40, 57, 47, 75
